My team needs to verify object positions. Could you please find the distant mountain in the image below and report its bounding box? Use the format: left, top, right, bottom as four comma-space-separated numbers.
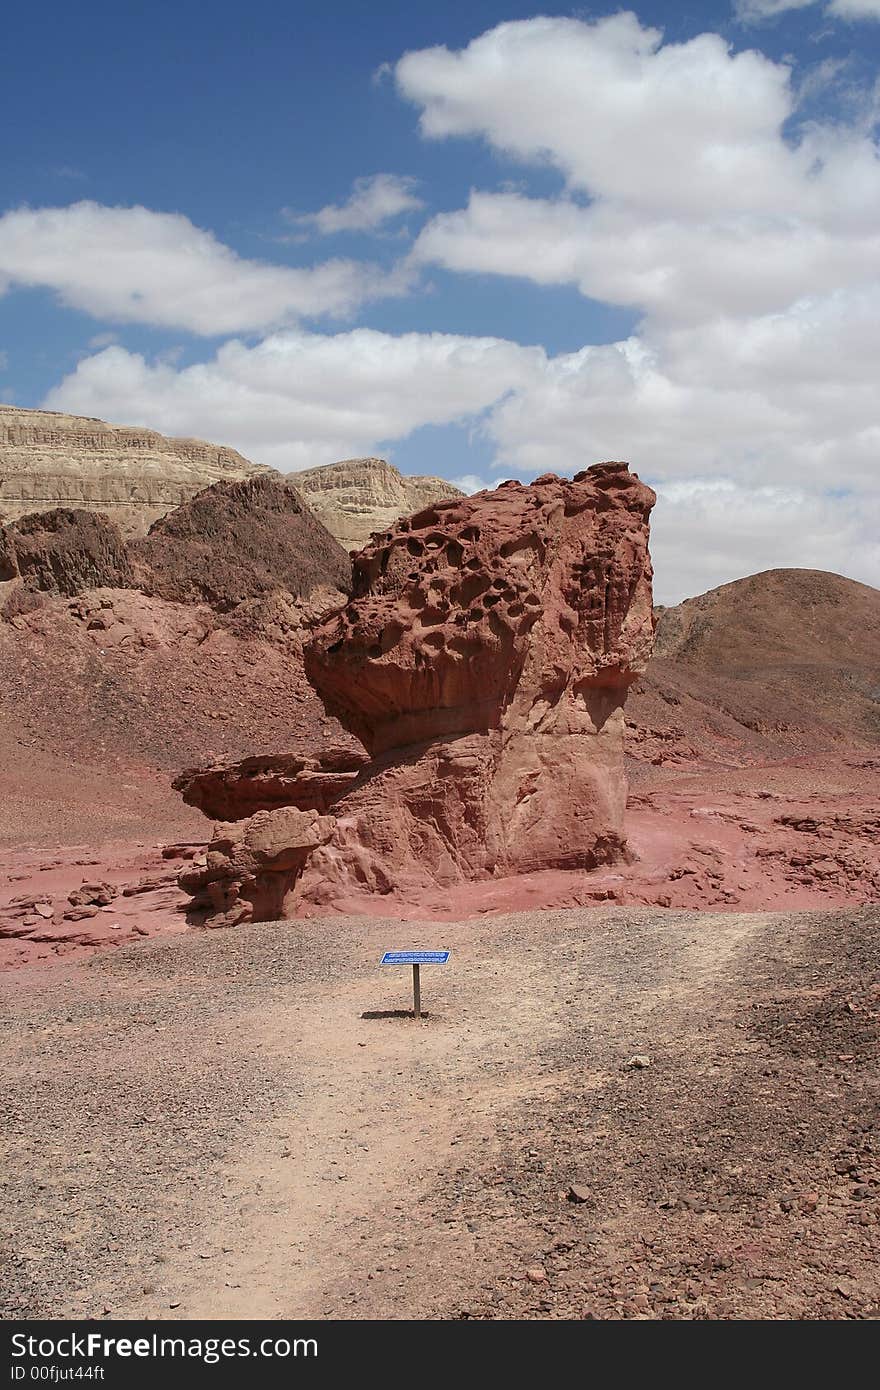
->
294, 457, 464, 552
0, 405, 271, 536
628, 568, 880, 763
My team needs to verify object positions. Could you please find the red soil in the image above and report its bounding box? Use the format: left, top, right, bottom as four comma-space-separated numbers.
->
0, 579, 352, 968
1, 565, 877, 967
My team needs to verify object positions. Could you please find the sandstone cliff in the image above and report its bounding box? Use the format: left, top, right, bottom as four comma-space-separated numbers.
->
180, 464, 656, 925
0, 406, 271, 536
293, 457, 465, 553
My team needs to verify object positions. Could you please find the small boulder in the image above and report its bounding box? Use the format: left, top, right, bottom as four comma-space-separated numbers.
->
567, 1184, 592, 1204
68, 882, 117, 907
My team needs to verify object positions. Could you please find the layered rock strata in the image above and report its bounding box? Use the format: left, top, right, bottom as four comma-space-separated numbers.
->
293, 457, 464, 553
0, 405, 270, 536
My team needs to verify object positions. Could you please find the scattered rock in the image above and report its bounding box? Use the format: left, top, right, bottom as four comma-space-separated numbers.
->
567, 1184, 592, 1204
68, 882, 116, 907
179, 807, 335, 929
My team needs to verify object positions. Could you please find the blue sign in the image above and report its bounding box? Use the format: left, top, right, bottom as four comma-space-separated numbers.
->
381, 950, 450, 965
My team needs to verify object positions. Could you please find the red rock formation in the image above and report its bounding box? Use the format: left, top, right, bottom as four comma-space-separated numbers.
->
179, 807, 335, 929
294, 464, 655, 903
173, 745, 368, 821
177, 463, 655, 918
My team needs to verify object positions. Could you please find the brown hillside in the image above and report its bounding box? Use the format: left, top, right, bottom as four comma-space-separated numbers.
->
0, 508, 133, 600
628, 569, 880, 765
0, 477, 355, 851
132, 474, 351, 612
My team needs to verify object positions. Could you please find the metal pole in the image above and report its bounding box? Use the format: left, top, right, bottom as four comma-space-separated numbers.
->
412, 963, 421, 1019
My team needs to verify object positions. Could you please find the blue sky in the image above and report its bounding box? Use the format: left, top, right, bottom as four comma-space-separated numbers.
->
1, 1, 879, 600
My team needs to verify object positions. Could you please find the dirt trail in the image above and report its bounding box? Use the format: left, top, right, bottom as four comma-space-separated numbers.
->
1, 905, 877, 1320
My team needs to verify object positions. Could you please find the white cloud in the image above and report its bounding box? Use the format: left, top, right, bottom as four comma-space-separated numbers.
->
485, 289, 880, 488
398, 16, 806, 220
43, 330, 542, 472
287, 173, 424, 234
828, 0, 880, 16
735, 0, 880, 19
449, 473, 490, 494
0, 202, 408, 335
414, 189, 880, 325
649, 480, 879, 603
403, 17, 880, 324
733, 1, 814, 19
391, 15, 880, 598
86, 331, 118, 349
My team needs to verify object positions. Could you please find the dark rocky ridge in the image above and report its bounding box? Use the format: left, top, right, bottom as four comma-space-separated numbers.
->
1, 474, 352, 618
131, 474, 351, 612
0, 508, 134, 599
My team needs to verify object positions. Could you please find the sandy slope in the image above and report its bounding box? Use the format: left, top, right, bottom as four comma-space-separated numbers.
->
2, 904, 877, 1320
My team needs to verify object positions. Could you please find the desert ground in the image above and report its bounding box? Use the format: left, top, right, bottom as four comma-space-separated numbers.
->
2, 902, 877, 1321
2, 434, 878, 1322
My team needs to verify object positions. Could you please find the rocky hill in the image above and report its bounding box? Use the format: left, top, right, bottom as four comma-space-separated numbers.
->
132, 474, 351, 613
1, 475, 351, 615
0, 476, 355, 866
294, 457, 465, 552
0, 405, 271, 536
628, 568, 880, 765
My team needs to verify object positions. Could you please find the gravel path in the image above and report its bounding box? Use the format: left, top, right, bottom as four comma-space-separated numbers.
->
1, 905, 877, 1320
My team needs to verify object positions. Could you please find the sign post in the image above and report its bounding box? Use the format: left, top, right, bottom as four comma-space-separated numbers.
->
380, 950, 450, 1018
